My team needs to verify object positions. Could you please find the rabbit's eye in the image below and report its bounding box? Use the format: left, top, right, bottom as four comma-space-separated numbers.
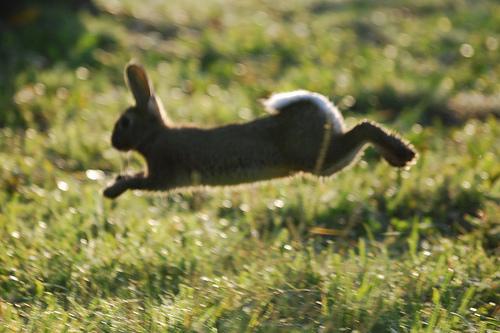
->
120, 117, 131, 128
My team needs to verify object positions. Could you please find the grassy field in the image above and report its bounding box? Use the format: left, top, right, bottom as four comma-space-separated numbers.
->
1, 0, 499, 331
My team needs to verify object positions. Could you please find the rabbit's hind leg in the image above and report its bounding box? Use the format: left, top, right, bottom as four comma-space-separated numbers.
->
354, 121, 417, 167
320, 120, 416, 175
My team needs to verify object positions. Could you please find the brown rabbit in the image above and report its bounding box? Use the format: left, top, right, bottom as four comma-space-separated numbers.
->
103, 63, 417, 199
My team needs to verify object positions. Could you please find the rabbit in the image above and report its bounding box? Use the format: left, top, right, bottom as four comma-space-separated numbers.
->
103, 63, 417, 199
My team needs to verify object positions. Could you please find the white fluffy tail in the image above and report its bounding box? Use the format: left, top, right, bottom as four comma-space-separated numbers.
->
263, 90, 345, 134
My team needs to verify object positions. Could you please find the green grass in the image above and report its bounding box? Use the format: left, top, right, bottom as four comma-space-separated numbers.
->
1, 0, 499, 331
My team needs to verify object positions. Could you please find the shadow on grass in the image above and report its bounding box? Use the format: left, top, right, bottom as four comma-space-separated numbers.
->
352, 84, 500, 126
0, 0, 113, 129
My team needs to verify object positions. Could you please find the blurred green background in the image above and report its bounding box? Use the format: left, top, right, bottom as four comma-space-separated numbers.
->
0, 0, 498, 331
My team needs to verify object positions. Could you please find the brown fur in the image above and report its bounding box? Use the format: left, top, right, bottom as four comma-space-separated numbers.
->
103, 63, 417, 199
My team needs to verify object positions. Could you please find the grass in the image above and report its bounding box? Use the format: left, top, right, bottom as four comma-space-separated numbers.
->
0, 0, 499, 331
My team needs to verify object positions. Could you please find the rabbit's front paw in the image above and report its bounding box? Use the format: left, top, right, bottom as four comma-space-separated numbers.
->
103, 180, 128, 199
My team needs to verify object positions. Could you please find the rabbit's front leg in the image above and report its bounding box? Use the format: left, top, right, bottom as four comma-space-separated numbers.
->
103, 172, 150, 199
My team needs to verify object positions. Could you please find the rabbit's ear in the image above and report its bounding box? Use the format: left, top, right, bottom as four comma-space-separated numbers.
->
125, 63, 153, 107
148, 95, 169, 123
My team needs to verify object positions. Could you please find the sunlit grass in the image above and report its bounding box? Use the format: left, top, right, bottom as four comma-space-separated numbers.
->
0, 0, 499, 331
